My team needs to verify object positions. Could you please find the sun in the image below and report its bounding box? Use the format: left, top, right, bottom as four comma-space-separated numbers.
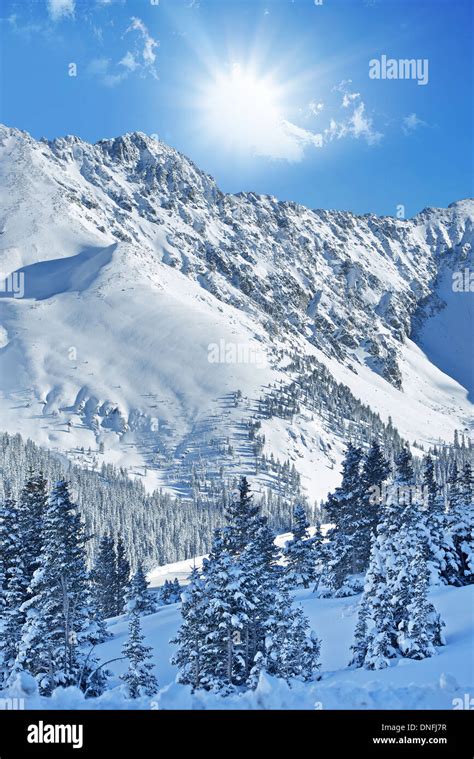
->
198, 63, 283, 154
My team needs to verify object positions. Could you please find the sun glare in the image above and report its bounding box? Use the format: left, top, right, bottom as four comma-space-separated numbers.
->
200, 63, 283, 154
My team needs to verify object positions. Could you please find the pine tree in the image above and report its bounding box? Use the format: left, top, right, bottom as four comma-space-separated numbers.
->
1, 475, 49, 683
386, 448, 439, 656
358, 539, 397, 670
397, 559, 444, 660
224, 476, 260, 555
325, 443, 364, 594
358, 440, 390, 568
171, 578, 181, 600
265, 577, 320, 682
170, 567, 209, 691
115, 535, 130, 615
0, 493, 18, 587
349, 594, 369, 668
197, 530, 251, 691
18, 473, 48, 581
239, 517, 281, 683
172, 486, 321, 692
125, 562, 157, 616
423, 456, 458, 585
352, 449, 445, 669
159, 578, 181, 605
121, 611, 158, 698
311, 521, 327, 592
0, 496, 27, 686
284, 503, 316, 588
448, 462, 474, 585
14, 481, 106, 695
394, 446, 414, 489
91, 536, 117, 619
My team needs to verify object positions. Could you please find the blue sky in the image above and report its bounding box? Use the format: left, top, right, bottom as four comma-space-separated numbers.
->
0, 0, 472, 216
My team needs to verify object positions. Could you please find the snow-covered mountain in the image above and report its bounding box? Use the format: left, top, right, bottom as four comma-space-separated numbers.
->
0, 125, 472, 502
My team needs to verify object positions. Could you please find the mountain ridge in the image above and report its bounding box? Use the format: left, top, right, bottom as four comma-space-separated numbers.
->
0, 124, 472, 503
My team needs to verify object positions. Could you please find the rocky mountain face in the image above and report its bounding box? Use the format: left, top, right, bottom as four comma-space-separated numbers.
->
0, 125, 472, 503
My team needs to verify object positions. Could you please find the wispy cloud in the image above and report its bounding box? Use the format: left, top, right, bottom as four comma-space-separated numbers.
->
402, 112, 428, 135
125, 17, 159, 71
326, 80, 383, 146
277, 121, 323, 160
342, 92, 360, 108
248, 77, 383, 162
88, 16, 159, 86
47, 0, 75, 22
119, 51, 139, 72
309, 101, 324, 116
86, 57, 125, 87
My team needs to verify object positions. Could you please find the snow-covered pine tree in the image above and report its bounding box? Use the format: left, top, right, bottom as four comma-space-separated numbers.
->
357, 537, 397, 670
91, 536, 117, 619
358, 440, 390, 569
0, 495, 27, 685
2, 474, 49, 682
284, 503, 316, 588
311, 520, 327, 592
239, 516, 282, 683
352, 448, 445, 669
0, 493, 18, 586
1, 557, 31, 685
197, 529, 251, 691
170, 566, 209, 691
448, 462, 474, 585
171, 578, 181, 600
224, 476, 260, 555
159, 578, 181, 605
461, 462, 474, 580
172, 479, 321, 692
265, 576, 320, 682
325, 443, 364, 595
423, 455, 458, 585
115, 535, 130, 615
397, 558, 445, 660
349, 594, 370, 668
121, 610, 158, 699
125, 562, 157, 616
18, 473, 48, 582
386, 448, 445, 661
14, 480, 106, 695
461, 461, 473, 505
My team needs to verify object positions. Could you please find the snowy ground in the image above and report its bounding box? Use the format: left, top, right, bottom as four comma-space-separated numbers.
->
5, 582, 473, 710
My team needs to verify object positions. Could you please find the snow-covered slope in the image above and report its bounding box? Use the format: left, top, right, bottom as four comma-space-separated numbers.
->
6, 583, 473, 710
0, 125, 472, 502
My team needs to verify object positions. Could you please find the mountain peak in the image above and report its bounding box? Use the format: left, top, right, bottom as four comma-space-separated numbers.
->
0, 124, 471, 506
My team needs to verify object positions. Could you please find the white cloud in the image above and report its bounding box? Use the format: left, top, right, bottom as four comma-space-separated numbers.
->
402, 112, 428, 135
309, 101, 324, 116
342, 92, 360, 108
350, 102, 383, 145
242, 80, 381, 161
47, 0, 75, 21
325, 103, 382, 146
88, 17, 159, 86
126, 17, 159, 69
119, 51, 139, 71
87, 58, 127, 87
333, 79, 353, 93
325, 80, 383, 146
279, 121, 323, 159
